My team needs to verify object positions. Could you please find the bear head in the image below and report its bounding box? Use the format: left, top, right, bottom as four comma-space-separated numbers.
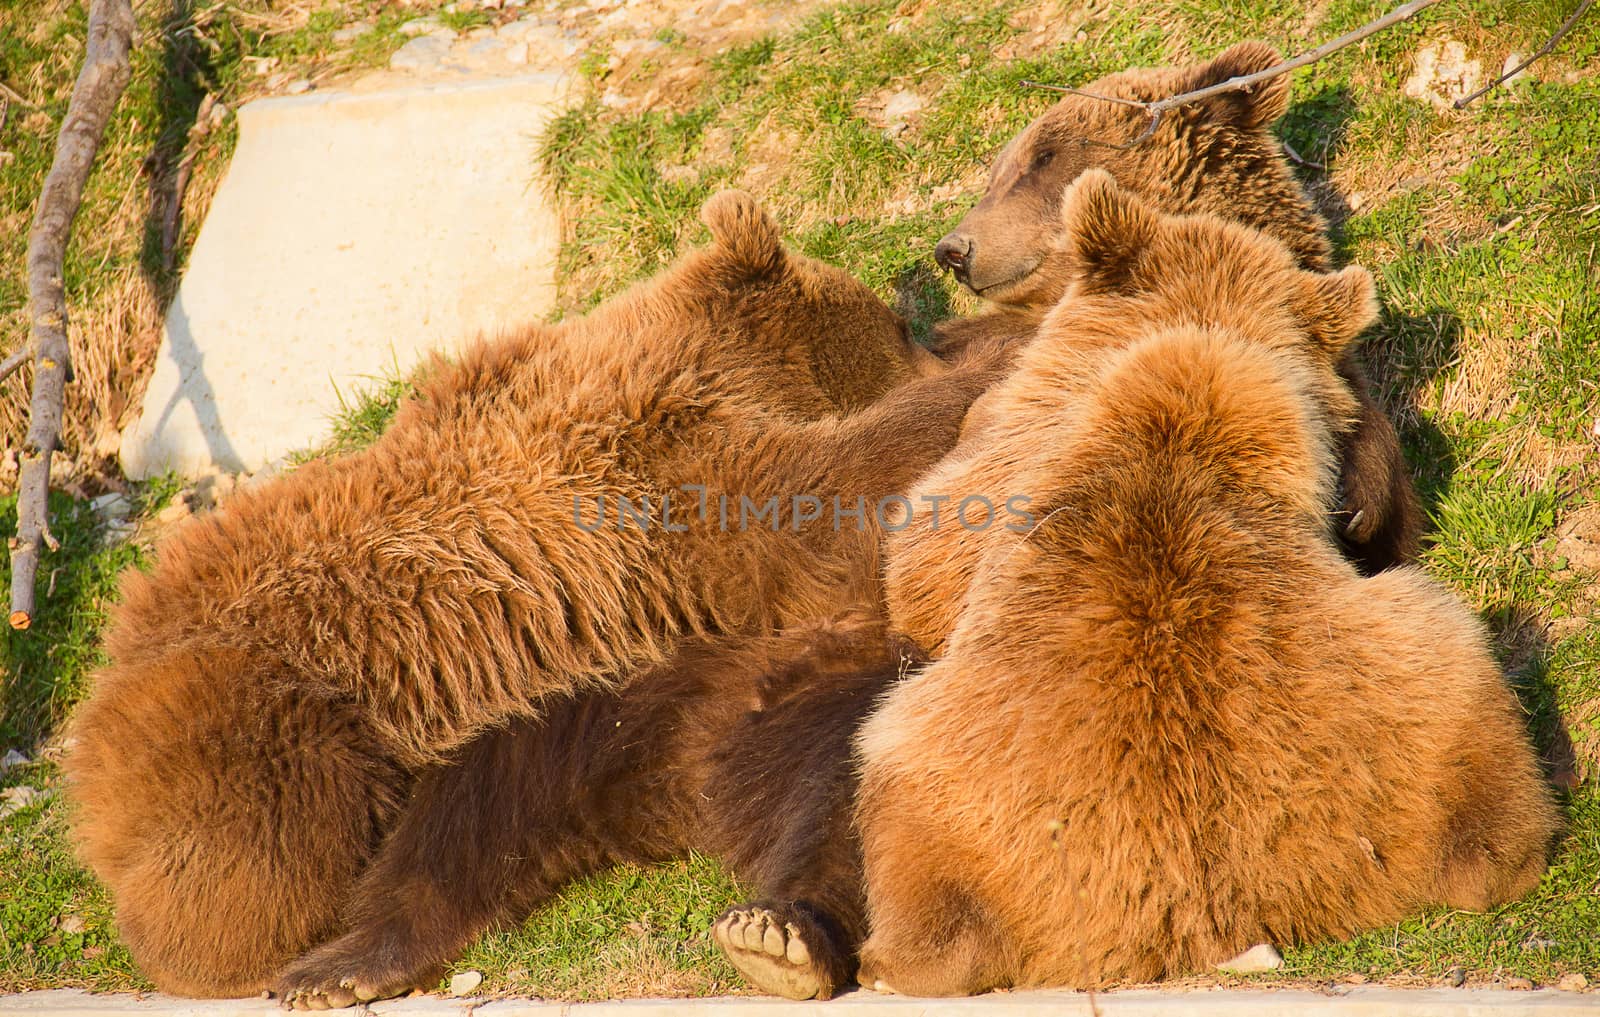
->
694, 190, 942, 412
1039, 168, 1376, 514
934, 42, 1330, 309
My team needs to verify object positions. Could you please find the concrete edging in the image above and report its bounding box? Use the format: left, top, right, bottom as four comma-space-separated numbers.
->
2, 988, 1596, 1017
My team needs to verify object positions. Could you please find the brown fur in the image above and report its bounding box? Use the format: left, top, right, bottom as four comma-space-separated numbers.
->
853, 175, 1559, 995
66, 191, 992, 998
929, 42, 1423, 574
267, 610, 911, 1007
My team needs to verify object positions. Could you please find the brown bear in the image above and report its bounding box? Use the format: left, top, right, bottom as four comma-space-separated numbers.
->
849, 172, 1560, 995
928, 41, 1423, 576
65, 190, 996, 1000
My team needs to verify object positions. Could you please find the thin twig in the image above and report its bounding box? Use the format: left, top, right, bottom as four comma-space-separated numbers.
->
1024, 0, 1446, 146
0, 347, 27, 386
11, 0, 137, 631
1281, 139, 1328, 171
0, 79, 40, 110
1455, 0, 1596, 107
163, 91, 217, 271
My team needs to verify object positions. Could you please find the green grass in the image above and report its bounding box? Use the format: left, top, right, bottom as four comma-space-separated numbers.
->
2, 0, 1598, 998
1, 491, 154, 991
457, 854, 745, 1000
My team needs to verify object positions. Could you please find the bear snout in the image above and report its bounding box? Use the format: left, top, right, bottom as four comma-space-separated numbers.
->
935, 232, 974, 281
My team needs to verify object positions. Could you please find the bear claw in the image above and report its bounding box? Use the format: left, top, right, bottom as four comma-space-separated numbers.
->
712, 906, 824, 1000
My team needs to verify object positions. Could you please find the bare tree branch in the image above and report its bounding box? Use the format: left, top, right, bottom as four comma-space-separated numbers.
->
0, 347, 27, 386
0, 79, 40, 110
1024, 0, 1447, 147
10, 0, 137, 632
163, 92, 217, 271
1454, 0, 1596, 107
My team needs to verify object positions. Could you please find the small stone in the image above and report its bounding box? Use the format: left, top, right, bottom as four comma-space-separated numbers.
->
458, 37, 509, 65
90, 492, 132, 521
1216, 943, 1283, 974
1402, 39, 1484, 108
1506, 976, 1536, 990
449, 971, 483, 996
1446, 966, 1468, 986
1, 749, 29, 770
504, 41, 528, 64
1558, 973, 1588, 991
100, 520, 138, 547
391, 34, 455, 71
611, 37, 663, 56
0, 785, 42, 820
331, 21, 373, 44
882, 89, 926, 122
399, 17, 453, 37
1501, 52, 1527, 85
284, 79, 313, 95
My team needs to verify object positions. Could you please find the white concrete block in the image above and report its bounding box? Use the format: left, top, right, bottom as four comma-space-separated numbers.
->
121, 73, 572, 479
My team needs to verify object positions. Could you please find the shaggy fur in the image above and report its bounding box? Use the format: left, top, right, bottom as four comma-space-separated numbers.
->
929, 41, 1422, 574
852, 174, 1560, 995
66, 191, 992, 998
267, 610, 914, 1007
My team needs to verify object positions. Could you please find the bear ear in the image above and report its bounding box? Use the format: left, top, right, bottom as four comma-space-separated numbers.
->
1298, 266, 1379, 357
1186, 41, 1291, 130
700, 189, 785, 273
1059, 168, 1160, 294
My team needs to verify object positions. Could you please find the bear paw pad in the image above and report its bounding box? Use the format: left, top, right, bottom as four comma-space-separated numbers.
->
711, 906, 825, 1000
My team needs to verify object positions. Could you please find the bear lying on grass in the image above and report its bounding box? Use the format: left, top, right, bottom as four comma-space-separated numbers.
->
849, 172, 1560, 995
66, 191, 994, 1000
275, 610, 916, 1007
929, 41, 1423, 576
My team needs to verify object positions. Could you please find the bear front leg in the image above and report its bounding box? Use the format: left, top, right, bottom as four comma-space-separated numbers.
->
774, 362, 1002, 505
1332, 355, 1423, 574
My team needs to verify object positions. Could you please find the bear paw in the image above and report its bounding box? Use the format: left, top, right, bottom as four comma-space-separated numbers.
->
711, 905, 830, 1001
274, 939, 439, 1011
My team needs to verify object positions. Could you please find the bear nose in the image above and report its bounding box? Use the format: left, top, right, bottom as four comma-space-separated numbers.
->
934, 233, 973, 278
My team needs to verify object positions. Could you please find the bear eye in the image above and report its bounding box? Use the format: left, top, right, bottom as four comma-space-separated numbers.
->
1030, 148, 1055, 172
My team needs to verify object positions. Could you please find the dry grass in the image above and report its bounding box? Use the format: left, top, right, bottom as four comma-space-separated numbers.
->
0, 270, 163, 494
